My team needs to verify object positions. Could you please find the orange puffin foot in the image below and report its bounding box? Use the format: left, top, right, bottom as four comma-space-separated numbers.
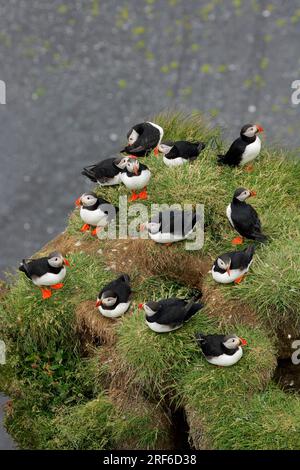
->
51, 283, 64, 290
80, 224, 90, 232
234, 275, 245, 284
41, 288, 52, 299
165, 243, 173, 247
129, 192, 139, 202
232, 236, 244, 245
244, 164, 254, 173
154, 146, 159, 156
138, 189, 148, 200
91, 227, 101, 236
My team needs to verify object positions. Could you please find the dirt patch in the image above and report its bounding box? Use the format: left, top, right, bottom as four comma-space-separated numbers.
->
37, 232, 102, 258
75, 300, 118, 347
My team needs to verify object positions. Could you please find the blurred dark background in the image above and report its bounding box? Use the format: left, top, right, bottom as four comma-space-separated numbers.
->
0, 0, 300, 277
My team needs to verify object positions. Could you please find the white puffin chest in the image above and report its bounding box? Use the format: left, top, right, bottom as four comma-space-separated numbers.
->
212, 265, 250, 284
226, 204, 234, 227
80, 206, 106, 226
206, 347, 243, 367
121, 169, 151, 190
145, 320, 182, 333
32, 266, 66, 287
163, 156, 186, 167
241, 137, 261, 165
98, 301, 131, 318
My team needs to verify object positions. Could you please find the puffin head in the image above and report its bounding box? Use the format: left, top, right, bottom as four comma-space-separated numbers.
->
139, 221, 161, 234
240, 123, 264, 138
223, 335, 247, 349
127, 128, 139, 145
216, 254, 232, 276
114, 156, 130, 169
126, 159, 140, 175
158, 143, 173, 155
96, 290, 118, 308
80, 192, 98, 207
47, 251, 69, 268
233, 187, 256, 202
138, 301, 159, 316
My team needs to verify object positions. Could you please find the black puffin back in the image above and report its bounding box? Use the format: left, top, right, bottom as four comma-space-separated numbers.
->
100, 275, 131, 303
82, 158, 120, 182
19, 257, 61, 279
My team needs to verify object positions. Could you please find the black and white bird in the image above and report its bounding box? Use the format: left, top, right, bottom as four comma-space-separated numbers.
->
158, 141, 205, 167
96, 274, 132, 318
120, 159, 151, 201
19, 251, 70, 299
218, 123, 264, 169
140, 209, 200, 244
81, 156, 129, 186
195, 333, 247, 367
211, 245, 255, 284
121, 121, 164, 157
226, 188, 267, 245
75, 192, 117, 235
139, 296, 203, 333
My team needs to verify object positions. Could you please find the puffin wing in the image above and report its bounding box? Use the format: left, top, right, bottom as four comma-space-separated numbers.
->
19, 258, 50, 279
154, 298, 189, 325
218, 138, 245, 166
196, 334, 225, 357
231, 204, 262, 237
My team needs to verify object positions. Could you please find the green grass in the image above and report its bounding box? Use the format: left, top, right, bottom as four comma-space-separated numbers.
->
1, 111, 300, 450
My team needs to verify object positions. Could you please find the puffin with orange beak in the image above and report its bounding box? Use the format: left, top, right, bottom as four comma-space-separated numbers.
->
195, 333, 247, 367
218, 123, 264, 171
120, 159, 151, 201
75, 192, 117, 235
211, 245, 255, 284
227, 188, 267, 245
19, 251, 70, 299
121, 121, 164, 157
96, 274, 131, 318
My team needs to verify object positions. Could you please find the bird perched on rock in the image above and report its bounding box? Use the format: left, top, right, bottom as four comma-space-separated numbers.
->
19, 251, 70, 299
211, 245, 255, 284
158, 140, 205, 167
121, 121, 164, 157
96, 274, 132, 318
195, 333, 247, 367
120, 159, 151, 201
81, 156, 129, 186
226, 188, 267, 245
139, 295, 203, 333
218, 123, 264, 171
75, 192, 117, 235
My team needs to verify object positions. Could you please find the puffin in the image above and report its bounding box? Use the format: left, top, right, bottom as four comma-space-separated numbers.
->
227, 188, 267, 245
139, 296, 203, 333
218, 123, 264, 170
158, 140, 205, 167
75, 192, 117, 235
19, 251, 70, 299
120, 159, 151, 201
121, 121, 164, 157
81, 156, 129, 186
211, 245, 255, 284
96, 274, 132, 318
140, 209, 200, 244
195, 333, 247, 367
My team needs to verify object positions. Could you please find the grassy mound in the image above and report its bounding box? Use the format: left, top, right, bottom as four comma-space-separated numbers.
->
0, 112, 300, 449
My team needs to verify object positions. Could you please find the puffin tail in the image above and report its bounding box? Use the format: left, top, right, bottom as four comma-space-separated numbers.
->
195, 332, 206, 344
245, 244, 255, 258
217, 154, 226, 165
81, 166, 97, 183
183, 295, 204, 321
120, 273, 130, 284
19, 260, 30, 279
197, 142, 206, 152
253, 232, 268, 243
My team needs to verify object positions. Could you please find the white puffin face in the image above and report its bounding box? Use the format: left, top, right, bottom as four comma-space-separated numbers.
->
114, 157, 129, 169
128, 129, 139, 145
241, 124, 262, 138
235, 189, 251, 202
217, 257, 231, 271
101, 295, 117, 307
126, 160, 139, 174
81, 193, 98, 207
158, 144, 173, 155
48, 252, 64, 268
223, 335, 241, 350
146, 222, 161, 234
143, 304, 156, 316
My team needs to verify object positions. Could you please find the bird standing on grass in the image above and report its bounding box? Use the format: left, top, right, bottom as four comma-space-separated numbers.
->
218, 123, 264, 171
211, 245, 255, 284
158, 140, 205, 167
75, 192, 117, 235
226, 188, 267, 245
120, 159, 151, 201
121, 121, 164, 157
81, 156, 129, 186
139, 295, 203, 333
96, 274, 132, 318
195, 333, 247, 366
19, 251, 70, 299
